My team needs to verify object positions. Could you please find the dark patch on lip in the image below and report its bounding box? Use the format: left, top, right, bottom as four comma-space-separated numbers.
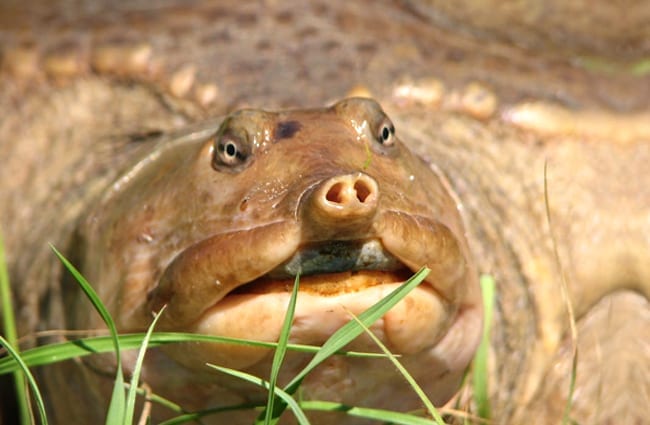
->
274, 120, 302, 141
266, 239, 403, 279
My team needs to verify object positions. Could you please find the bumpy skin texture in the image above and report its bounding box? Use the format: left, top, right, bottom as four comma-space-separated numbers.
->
1, 1, 649, 424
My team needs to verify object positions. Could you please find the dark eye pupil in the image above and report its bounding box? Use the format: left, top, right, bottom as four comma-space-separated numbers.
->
225, 142, 237, 157
381, 126, 390, 142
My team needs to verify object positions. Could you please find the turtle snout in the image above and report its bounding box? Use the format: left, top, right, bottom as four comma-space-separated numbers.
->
319, 173, 378, 217
302, 173, 379, 239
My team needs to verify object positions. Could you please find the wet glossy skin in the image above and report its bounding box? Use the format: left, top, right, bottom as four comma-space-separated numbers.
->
0, 1, 649, 424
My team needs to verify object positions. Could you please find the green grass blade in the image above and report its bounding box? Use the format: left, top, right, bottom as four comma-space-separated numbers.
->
125, 306, 166, 424
106, 369, 126, 424
345, 308, 446, 425
260, 274, 300, 424
50, 245, 125, 424
0, 333, 388, 376
286, 268, 429, 393
262, 268, 430, 424
0, 233, 31, 424
0, 336, 48, 425
49, 246, 120, 357
473, 274, 495, 419
300, 401, 438, 425
207, 364, 310, 425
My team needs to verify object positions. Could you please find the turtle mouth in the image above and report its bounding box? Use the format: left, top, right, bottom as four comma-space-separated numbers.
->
158, 213, 480, 378
167, 234, 459, 371
150, 211, 471, 330
229, 239, 415, 296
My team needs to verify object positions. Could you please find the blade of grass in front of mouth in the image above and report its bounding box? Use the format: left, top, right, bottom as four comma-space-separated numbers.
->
344, 306, 446, 425
299, 401, 440, 425
262, 273, 301, 424
263, 267, 430, 424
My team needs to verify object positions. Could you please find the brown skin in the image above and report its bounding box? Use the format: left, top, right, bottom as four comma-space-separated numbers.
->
0, 1, 649, 424
63, 98, 481, 423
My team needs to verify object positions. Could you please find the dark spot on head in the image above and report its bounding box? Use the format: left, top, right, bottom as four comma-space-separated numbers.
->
274, 120, 302, 141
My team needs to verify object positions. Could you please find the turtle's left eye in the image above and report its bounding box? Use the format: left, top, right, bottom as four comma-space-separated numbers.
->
219, 138, 245, 165
211, 130, 252, 172
376, 118, 396, 147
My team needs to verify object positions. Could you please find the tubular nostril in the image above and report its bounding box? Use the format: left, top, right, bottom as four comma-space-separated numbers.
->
308, 173, 378, 231
324, 177, 375, 206
326, 182, 345, 204
354, 180, 372, 203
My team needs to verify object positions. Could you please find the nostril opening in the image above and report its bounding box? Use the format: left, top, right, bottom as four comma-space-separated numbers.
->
326, 182, 345, 204
354, 180, 372, 203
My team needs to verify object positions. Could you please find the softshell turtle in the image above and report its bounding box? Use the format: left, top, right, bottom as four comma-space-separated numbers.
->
0, 1, 648, 424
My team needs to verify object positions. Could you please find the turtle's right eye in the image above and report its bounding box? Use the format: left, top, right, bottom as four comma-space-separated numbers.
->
376, 118, 396, 147
212, 130, 252, 172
